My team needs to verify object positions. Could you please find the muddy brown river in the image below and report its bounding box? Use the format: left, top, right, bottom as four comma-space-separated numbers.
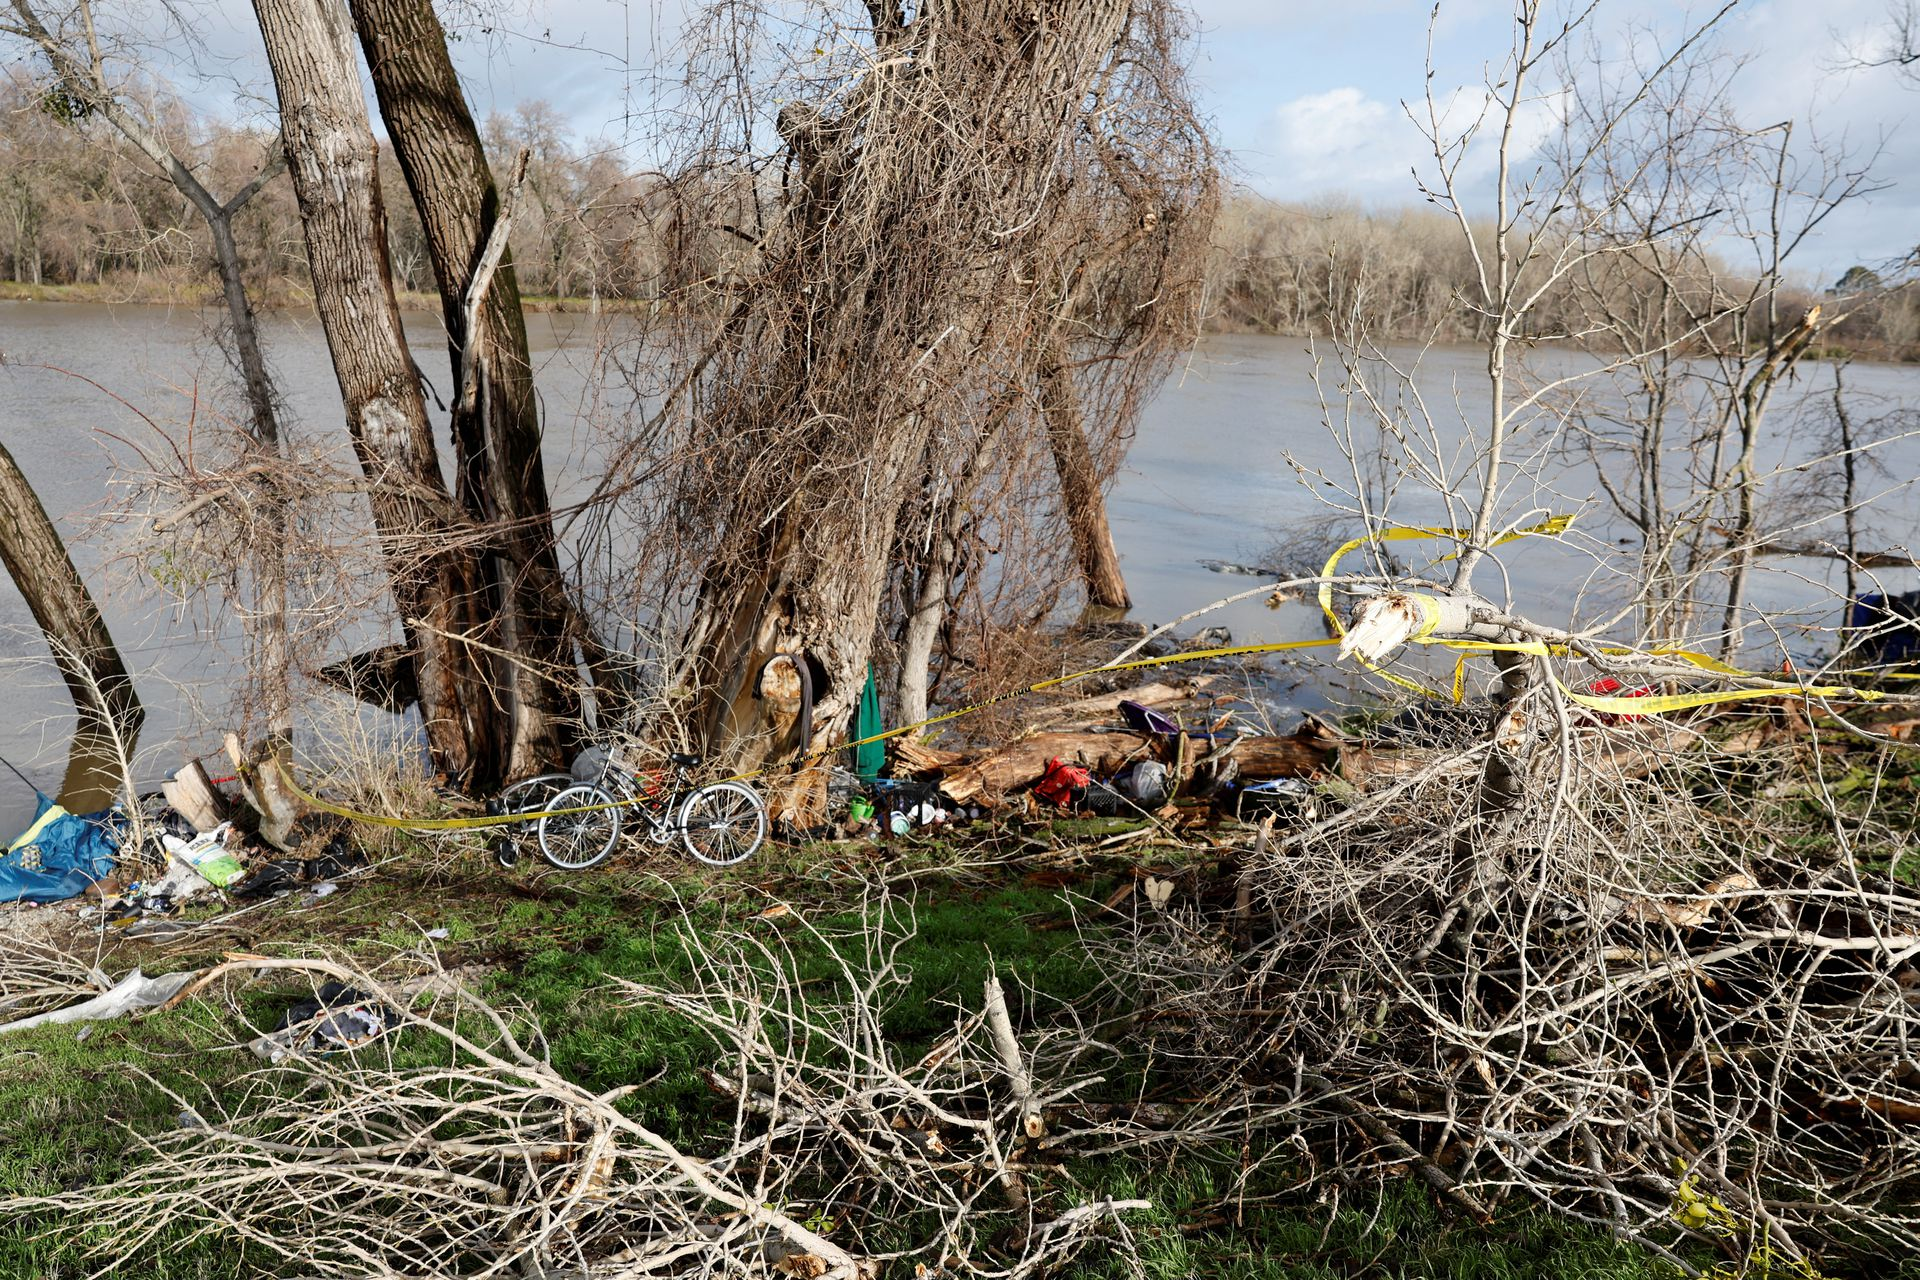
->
2, 300, 1916, 833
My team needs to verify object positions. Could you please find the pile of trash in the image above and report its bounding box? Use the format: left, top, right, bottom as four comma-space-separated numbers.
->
884, 683, 1342, 828
99, 826, 365, 929
2, 754, 365, 915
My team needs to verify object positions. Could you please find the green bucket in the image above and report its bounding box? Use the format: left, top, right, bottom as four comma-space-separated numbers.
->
847, 796, 875, 822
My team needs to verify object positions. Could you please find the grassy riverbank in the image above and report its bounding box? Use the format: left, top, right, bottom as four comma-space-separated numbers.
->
0, 826, 1672, 1279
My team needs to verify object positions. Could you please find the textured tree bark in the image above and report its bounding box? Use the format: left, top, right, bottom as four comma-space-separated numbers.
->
0, 440, 142, 810
675, 0, 1134, 772
1039, 341, 1131, 610
350, 0, 580, 778
252, 0, 499, 785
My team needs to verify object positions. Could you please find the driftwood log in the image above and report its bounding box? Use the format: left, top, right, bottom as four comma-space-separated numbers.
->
223, 732, 304, 850
893, 721, 1343, 805
1027, 677, 1219, 727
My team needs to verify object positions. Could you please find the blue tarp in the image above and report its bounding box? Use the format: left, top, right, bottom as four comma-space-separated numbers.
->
1852, 591, 1920, 664
0, 792, 121, 904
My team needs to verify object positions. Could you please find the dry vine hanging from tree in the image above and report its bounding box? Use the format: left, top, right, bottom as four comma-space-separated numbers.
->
590, 0, 1216, 773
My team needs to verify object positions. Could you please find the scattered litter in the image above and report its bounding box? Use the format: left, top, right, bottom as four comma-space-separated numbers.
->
1032, 758, 1091, 809
305, 832, 366, 881
1082, 779, 1129, 816
148, 859, 216, 904
423, 926, 449, 939
250, 982, 396, 1063
124, 919, 191, 940
0, 967, 199, 1035
231, 858, 303, 900
162, 822, 244, 888
1235, 778, 1318, 825
1118, 699, 1179, 738
1123, 760, 1170, 806
309, 882, 338, 899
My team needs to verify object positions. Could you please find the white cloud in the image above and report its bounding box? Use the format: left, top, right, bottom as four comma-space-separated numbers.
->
1270, 87, 1404, 193
1267, 81, 1565, 204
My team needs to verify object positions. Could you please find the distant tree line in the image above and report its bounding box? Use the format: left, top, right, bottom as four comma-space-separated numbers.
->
5, 73, 1918, 361
1209, 194, 1920, 359
0, 77, 662, 303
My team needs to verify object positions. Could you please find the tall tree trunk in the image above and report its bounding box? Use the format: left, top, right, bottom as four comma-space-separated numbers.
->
1039, 340, 1131, 610
894, 414, 1010, 730
252, 0, 502, 786
351, 0, 580, 778
0, 440, 141, 810
672, 0, 1138, 770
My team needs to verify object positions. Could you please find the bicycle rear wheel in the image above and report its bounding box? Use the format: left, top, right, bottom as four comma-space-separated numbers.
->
537, 784, 622, 870
678, 782, 767, 866
490, 772, 573, 868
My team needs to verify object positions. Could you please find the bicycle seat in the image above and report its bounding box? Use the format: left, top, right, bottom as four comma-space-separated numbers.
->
667, 752, 703, 768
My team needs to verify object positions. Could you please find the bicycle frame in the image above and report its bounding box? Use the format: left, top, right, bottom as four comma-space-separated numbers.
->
581, 756, 696, 840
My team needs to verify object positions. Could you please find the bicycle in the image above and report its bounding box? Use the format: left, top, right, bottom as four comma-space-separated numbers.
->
486, 771, 576, 869
534, 750, 767, 871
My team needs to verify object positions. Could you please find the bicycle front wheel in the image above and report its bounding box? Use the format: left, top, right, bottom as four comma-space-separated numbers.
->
537, 784, 623, 870
679, 782, 767, 867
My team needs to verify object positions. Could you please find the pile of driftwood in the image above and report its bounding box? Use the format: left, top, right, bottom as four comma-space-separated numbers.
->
883, 675, 1828, 813
890, 678, 1338, 809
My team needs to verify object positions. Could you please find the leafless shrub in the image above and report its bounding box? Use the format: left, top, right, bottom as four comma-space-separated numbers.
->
1095, 690, 1920, 1268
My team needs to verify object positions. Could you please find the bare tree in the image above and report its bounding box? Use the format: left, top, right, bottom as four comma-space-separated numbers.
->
349, 0, 581, 779
249, 0, 502, 787
1, 0, 295, 736
1553, 33, 1881, 653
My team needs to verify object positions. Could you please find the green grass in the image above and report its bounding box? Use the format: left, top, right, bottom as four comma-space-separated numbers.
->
0, 998, 262, 1276
0, 834, 1688, 1280
1070, 1175, 1668, 1280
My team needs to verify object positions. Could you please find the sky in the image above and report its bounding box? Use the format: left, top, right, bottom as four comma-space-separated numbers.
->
123, 0, 1920, 280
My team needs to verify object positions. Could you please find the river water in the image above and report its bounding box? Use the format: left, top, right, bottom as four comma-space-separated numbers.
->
2, 301, 1917, 832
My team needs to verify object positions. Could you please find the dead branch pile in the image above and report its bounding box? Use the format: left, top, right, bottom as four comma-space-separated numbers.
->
4, 901, 1216, 1278
1098, 704, 1920, 1268
0, 933, 100, 1025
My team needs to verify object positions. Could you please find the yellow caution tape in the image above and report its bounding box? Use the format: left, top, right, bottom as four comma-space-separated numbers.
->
1316, 517, 1574, 698
269, 512, 1886, 832
1303, 517, 1872, 716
